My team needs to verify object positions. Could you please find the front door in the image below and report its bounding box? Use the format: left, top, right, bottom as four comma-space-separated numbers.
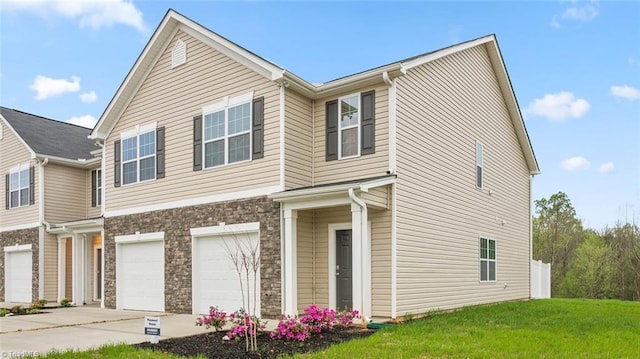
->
335, 229, 352, 311
95, 248, 102, 300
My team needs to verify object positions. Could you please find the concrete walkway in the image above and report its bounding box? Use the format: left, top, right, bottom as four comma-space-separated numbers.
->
0, 306, 208, 356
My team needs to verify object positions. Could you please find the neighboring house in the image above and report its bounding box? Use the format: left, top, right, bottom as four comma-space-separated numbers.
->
0, 107, 103, 306
87, 9, 539, 320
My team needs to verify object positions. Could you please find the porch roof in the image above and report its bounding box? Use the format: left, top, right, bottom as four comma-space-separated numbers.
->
270, 175, 395, 210
47, 217, 104, 234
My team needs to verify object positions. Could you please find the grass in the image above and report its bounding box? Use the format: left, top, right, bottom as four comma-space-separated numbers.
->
26, 344, 203, 359
29, 299, 640, 358
297, 299, 640, 358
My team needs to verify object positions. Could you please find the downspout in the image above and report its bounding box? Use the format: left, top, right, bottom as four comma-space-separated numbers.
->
529, 175, 533, 298
383, 71, 397, 175
348, 188, 370, 320
38, 157, 48, 300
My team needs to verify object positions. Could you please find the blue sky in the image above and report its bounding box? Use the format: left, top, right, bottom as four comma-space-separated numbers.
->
1, 1, 638, 229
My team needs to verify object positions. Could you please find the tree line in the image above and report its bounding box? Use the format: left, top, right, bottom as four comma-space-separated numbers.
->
532, 192, 640, 301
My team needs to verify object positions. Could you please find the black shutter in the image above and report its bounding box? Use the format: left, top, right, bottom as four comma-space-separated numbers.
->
4, 174, 9, 210
325, 100, 338, 161
91, 170, 97, 207
156, 126, 165, 178
114, 140, 121, 187
252, 96, 264, 160
29, 166, 35, 205
193, 115, 203, 171
361, 90, 375, 155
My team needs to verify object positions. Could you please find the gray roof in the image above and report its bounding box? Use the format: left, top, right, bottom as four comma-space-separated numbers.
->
1, 107, 96, 160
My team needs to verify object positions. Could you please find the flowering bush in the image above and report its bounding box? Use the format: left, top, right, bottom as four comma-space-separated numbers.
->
271, 304, 361, 342
224, 309, 267, 341
195, 306, 227, 331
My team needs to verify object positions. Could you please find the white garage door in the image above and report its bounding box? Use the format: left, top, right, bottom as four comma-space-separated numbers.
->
193, 233, 260, 315
4, 247, 32, 303
117, 240, 164, 311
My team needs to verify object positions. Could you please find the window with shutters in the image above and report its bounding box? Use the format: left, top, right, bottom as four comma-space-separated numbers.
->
476, 141, 483, 188
7, 164, 30, 209
93, 169, 102, 206
325, 90, 375, 161
480, 237, 496, 282
114, 124, 164, 188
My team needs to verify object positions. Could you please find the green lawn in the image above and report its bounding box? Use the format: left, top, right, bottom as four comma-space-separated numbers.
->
298, 299, 640, 358
31, 299, 640, 358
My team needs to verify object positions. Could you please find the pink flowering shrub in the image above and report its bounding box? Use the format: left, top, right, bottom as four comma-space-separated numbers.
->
195, 306, 227, 331
224, 309, 267, 341
271, 304, 361, 342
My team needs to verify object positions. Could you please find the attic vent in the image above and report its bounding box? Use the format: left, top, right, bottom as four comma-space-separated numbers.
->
172, 39, 186, 68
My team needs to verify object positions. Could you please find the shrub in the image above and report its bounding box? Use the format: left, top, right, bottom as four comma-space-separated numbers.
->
195, 306, 227, 331
10, 305, 24, 314
224, 309, 267, 341
60, 298, 71, 307
271, 304, 361, 342
31, 299, 47, 310
0, 308, 9, 317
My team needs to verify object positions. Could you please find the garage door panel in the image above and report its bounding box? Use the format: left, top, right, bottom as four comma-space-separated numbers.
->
117, 240, 164, 312
193, 234, 260, 315
5, 250, 32, 303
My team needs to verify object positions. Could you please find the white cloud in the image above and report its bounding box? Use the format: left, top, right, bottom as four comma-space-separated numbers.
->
611, 85, 640, 101
67, 115, 98, 129
561, 156, 591, 171
562, 4, 599, 21
29, 75, 80, 100
4, 0, 146, 32
599, 162, 614, 173
79, 91, 98, 103
526, 92, 591, 121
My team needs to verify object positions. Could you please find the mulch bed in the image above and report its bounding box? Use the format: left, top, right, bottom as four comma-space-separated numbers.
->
134, 327, 375, 358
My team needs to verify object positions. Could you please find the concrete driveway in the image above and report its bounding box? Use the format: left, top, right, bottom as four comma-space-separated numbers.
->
0, 306, 208, 356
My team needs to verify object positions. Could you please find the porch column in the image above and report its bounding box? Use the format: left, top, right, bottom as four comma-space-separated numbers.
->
71, 234, 85, 305
57, 237, 66, 303
282, 208, 298, 315
351, 200, 371, 320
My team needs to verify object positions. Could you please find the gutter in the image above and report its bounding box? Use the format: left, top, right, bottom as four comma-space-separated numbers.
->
35, 154, 101, 169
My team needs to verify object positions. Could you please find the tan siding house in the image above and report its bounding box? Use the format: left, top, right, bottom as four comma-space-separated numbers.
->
0, 107, 102, 305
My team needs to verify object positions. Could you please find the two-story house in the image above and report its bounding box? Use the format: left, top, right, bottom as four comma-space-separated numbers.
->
88, 9, 538, 321
0, 107, 104, 306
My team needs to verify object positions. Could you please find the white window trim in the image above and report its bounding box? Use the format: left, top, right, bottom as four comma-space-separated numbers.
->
202, 91, 254, 169
94, 169, 102, 206
120, 122, 157, 186
476, 141, 483, 189
479, 236, 496, 283
338, 93, 361, 160
4, 243, 32, 252
8, 162, 30, 209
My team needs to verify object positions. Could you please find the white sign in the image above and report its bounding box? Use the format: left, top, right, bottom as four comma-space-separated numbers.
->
144, 316, 161, 343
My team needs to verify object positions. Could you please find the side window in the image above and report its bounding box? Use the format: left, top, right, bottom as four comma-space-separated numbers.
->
91, 169, 102, 207
476, 141, 483, 188
326, 90, 375, 161
480, 237, 496, 282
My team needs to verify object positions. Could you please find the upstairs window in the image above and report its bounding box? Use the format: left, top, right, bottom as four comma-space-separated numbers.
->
91, 169, 102, 207
325, 90, 375, 161
480, 237, 496, 282
476, 141, 483, 188
113, 124, 165, 187
193, 93, 264, 171
5, 164, 33, 209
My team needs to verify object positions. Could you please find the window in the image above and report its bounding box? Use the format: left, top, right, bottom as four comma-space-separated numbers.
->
476, 141, 483, 188
92, 169, 102, 207
193, 92, 266, 171
203, 101, 251, 168
339, 94, 360, 158
325, 90, 375, 161
7, 165, 30, 209
122, 130, 155, 185
480, 237, 496, 282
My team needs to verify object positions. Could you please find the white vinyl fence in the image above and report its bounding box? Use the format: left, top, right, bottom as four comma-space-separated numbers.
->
531, 259, 551, 299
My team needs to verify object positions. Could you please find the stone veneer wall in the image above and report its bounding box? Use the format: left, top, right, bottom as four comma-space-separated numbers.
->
103, 196, 281, 316
0, 227, 40, 302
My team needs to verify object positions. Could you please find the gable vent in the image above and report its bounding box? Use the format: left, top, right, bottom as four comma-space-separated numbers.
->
171, 39, 186, 68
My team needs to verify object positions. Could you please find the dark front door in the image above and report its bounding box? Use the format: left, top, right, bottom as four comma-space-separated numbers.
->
96, 248, 102, 300
336, 229, 353, 310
